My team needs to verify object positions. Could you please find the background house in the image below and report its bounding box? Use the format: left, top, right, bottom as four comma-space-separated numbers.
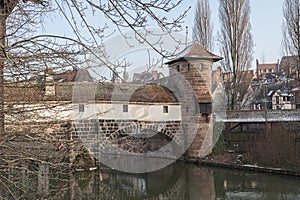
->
279, 56, 299, 79
250, 57, 300, 110
271, 90, 294, 110
256, 59, 279, 76
132, 70, 164, 83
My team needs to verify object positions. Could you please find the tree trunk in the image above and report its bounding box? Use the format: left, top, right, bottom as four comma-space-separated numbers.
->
0, 17, 5, 135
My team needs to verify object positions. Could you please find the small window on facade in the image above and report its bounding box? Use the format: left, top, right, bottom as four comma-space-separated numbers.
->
163, 106, 169, 113
123, 105, 128, 112
200, 63, 204, 71
187, 64, 190, 71
79, 104, 84, 112
176, 65, 180, 72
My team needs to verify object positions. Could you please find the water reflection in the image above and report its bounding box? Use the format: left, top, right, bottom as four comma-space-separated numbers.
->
1, 161, 300, 199
214, 169, 300, 200
71, 162, 187, 200
0, 162, 69, 200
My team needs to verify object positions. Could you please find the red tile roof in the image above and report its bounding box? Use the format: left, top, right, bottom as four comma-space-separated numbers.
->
4, 82, 178, 104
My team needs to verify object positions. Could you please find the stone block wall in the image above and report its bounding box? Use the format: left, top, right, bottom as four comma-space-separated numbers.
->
71, 119, 184, 160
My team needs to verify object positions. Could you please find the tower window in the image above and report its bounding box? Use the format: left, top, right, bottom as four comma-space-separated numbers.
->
188, 64, 190, 71
200, 63, 204, 71
176, 65, 180, 72
199, 103, 212, 114
163, 106, 169, 113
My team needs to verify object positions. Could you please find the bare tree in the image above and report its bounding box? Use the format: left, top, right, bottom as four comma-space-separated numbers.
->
0, 0, 45, 134
0, 0, 189, 132
282, 0, 300, 81
192, 0, 213, 51
218, 0, 254, 110
0, 0, 189, 198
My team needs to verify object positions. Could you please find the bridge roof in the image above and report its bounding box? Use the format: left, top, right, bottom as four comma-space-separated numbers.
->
4, 80, 179, 104
46, 83, 179, 103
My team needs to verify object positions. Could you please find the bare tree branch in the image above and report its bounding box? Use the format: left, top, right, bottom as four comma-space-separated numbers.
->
282, 0, 300, 81
218, 0, 254, 110
192, 0, 213, 51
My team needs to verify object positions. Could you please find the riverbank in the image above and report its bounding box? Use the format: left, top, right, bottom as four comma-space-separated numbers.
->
190, 153, 300, 177
209, 122, 300, 177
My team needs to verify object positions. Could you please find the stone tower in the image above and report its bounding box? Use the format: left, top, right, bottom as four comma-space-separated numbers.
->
166, 43, 222, 158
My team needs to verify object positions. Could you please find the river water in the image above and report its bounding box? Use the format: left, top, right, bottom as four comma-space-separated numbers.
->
1, 161, 300, 199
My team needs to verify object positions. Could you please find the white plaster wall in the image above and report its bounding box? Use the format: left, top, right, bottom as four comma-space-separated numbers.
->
5, 103, 73, 123
6, 102, 182, 123
73, 103, 182, 121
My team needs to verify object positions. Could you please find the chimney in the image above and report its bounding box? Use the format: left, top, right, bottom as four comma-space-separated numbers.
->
45, 68, 55, 96
256, 59, 260, 76
152, 70, 158, 80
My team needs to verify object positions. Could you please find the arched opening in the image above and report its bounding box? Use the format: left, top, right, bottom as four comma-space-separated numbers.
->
109, 125, 180, 154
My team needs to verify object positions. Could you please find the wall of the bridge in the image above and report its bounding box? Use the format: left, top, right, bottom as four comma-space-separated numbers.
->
71, 119, 184, 160
3, 116, 212, 167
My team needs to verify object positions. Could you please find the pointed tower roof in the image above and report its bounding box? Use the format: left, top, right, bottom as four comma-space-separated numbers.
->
165, 43, 223, 65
